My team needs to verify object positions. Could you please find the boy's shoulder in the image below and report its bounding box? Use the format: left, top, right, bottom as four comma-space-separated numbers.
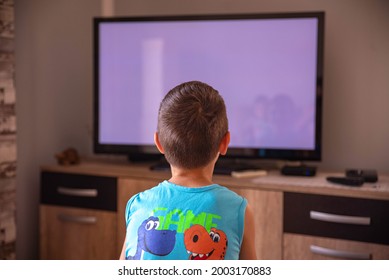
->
214, 184, 246, 200
127, 180, 246, 207
132, 182, 164, 199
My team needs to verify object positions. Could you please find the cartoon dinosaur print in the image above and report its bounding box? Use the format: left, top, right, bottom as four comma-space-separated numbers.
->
126, 216, 176, 260
184, 224, 228, 260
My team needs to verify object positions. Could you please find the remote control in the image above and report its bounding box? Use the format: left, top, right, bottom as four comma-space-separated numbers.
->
326, 176, 364, 186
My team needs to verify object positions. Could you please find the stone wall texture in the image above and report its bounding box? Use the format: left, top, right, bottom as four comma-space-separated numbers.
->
0, 0, 16, 260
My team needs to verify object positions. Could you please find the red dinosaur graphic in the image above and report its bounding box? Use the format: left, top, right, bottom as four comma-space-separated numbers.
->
184, 224, 228, 260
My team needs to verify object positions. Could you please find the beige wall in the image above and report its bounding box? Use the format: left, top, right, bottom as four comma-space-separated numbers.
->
15, 0, 389, 259
15, 0, 101, 259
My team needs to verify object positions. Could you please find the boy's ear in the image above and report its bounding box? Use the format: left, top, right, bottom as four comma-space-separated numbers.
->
154, 132, 165, 154
219, 131, 230, 156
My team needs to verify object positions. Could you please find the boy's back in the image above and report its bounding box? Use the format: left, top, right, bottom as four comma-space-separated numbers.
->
120, 81, 256, 260
124, 180, 247, 260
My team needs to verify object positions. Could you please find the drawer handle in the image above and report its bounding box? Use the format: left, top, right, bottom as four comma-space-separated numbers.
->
58, 214, 97, 224
310, 245, 371, 260
57, 187, 98, 197
310, 211, 371, 225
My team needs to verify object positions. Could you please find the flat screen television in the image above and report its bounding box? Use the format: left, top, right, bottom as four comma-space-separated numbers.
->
93, 12, 324, 170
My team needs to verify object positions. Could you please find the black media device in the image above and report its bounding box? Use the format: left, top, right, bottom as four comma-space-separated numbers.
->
346, 169, 378, 183
326, 169, 378, 187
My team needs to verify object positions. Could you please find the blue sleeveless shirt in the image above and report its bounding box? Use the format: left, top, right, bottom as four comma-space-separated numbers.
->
124, 180, 247, 260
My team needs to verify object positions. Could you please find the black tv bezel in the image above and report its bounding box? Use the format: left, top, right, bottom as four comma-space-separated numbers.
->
93, 12, 324, 162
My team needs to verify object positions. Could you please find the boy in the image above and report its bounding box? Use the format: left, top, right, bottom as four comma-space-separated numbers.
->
120, 81, 256, 260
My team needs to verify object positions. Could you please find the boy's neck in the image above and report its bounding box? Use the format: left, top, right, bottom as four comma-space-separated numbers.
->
169, 161, 215, 188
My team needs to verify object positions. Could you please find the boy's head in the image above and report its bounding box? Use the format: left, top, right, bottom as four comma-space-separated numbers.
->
156, 81, 229, 169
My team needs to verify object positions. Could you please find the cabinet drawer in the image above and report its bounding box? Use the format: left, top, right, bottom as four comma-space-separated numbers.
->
40, 205, 117, 259
284, 192, 389, 245
41, 171, 117, 211
283, 233, 389, 260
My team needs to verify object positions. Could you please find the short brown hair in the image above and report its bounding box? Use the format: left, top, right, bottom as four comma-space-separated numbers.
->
157, 81, 228, 169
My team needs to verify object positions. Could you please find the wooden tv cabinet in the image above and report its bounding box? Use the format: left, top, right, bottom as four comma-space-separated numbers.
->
40, 159, 389, 260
